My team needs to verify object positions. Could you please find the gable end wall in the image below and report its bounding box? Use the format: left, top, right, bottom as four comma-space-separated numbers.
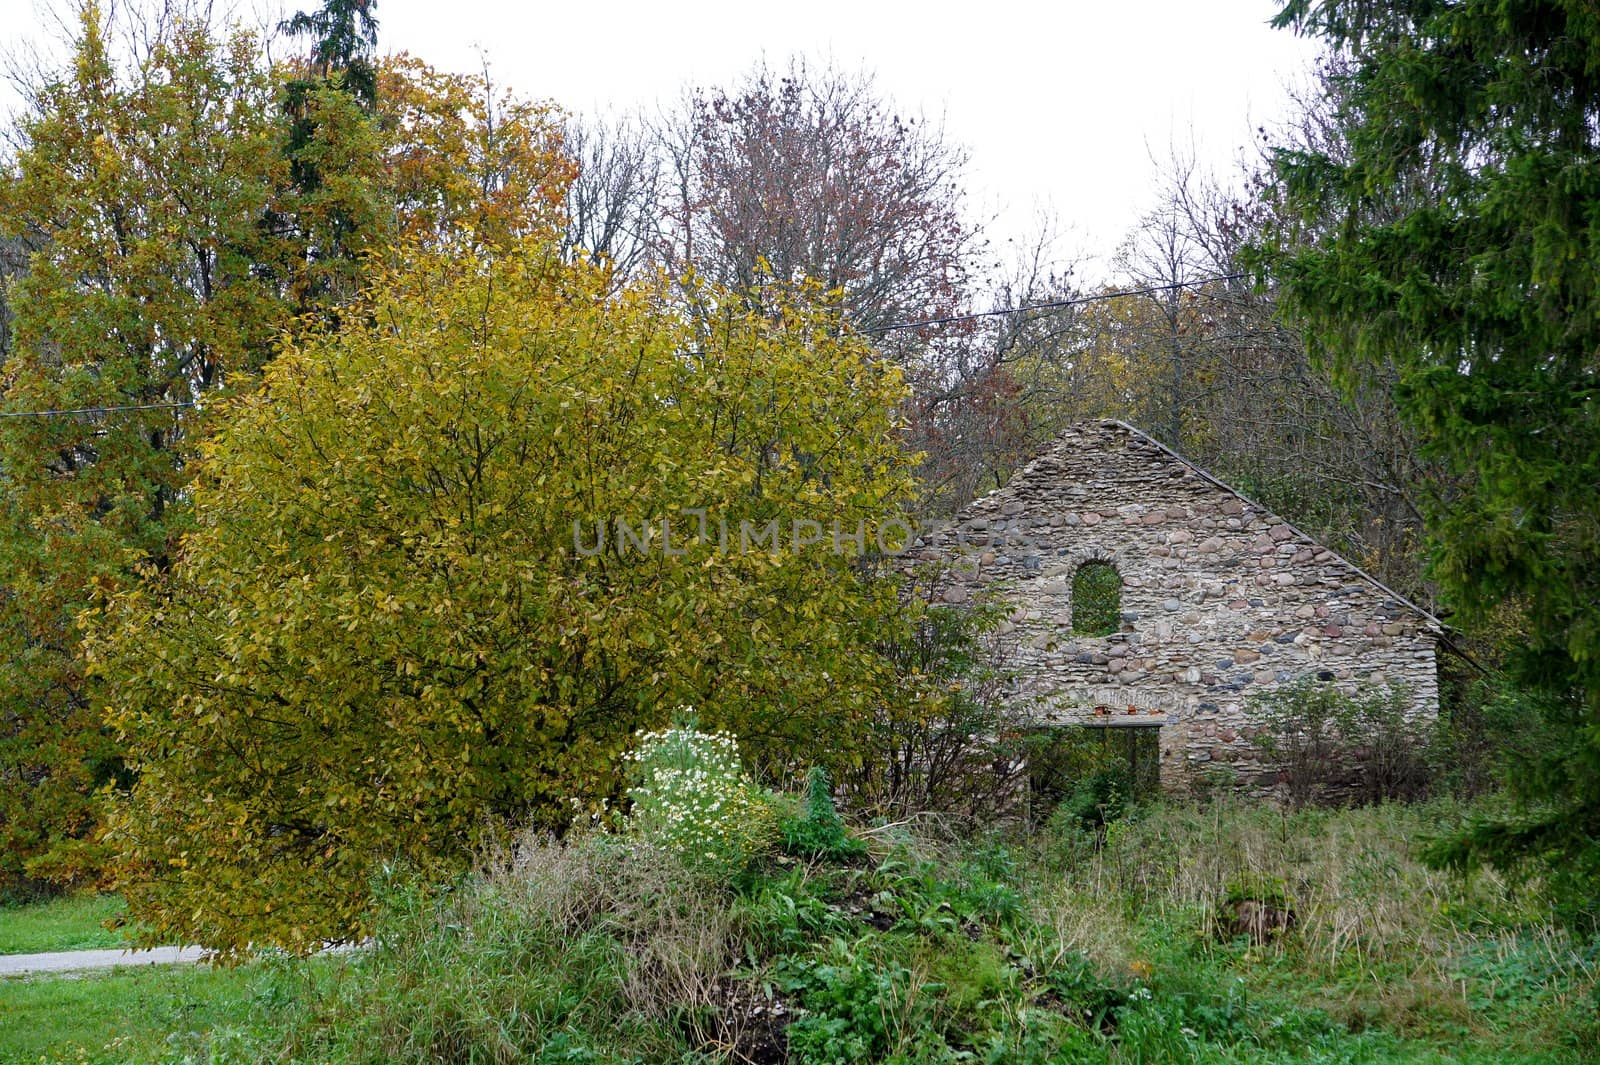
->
915, 422, 1441, 793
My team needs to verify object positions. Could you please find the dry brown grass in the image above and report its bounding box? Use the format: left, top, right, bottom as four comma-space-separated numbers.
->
484, 830, 735, 1024
1037, 800, 1522, 965
1026, 798, 1595, 1043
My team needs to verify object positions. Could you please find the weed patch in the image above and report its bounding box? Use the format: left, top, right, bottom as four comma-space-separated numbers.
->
5, 789, 1594, 1064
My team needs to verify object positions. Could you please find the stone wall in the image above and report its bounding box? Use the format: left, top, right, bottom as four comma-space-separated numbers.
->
911, 421, 1442, 793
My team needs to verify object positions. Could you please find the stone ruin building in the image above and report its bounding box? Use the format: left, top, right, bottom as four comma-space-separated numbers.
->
916, 421, 1444, 796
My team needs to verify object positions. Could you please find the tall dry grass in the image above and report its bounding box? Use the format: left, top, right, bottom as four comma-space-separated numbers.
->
262, 830, 736, 1064
1027, 798, 1597, 1045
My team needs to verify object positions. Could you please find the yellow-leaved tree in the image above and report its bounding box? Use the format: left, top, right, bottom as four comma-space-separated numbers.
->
87, 239, 918, 955
0, 0, 576, 895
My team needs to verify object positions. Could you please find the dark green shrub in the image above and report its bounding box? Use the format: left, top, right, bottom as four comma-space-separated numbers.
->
1430, 676, 1563, 800
1061, 770, 1132, 832
780, 767, 867, 861
1024, 725, 1142, 829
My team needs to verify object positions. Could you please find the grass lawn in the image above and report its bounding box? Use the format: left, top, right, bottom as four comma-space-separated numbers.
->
0, 895, 132, 955
0, 964, 259, 1064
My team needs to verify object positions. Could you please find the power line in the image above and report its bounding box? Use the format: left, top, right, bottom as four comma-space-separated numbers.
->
0, 400, 195, 419
0, 272, 1252, 420
863, 272, 1249, 335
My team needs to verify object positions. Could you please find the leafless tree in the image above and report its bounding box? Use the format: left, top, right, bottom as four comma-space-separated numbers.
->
1114, 147, 1220, 445
656, 58, 979, 346
907, 216, 1097, 513
561, 111, 661, 282
1104, 124, 1452, 603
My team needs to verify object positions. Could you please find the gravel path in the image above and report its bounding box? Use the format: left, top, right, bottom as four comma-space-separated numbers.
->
0, 945, 207, 976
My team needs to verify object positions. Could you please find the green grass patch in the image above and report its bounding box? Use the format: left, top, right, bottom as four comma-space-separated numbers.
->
0, 963, 257, 1063
0, 894, 131, 955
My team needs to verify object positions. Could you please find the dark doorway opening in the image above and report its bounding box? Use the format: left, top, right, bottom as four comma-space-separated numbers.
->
1026, 723, 1161, 826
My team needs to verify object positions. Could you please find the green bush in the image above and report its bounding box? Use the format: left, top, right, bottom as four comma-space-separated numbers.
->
1249, 678, 1430, 805
779, 767, 867, 862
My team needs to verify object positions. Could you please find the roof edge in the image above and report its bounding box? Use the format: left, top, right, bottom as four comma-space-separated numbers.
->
1096, 419, 1450, 634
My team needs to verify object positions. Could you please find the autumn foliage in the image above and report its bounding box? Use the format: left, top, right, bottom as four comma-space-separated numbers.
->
0, 2, 577, 896
0, 11, 295, 893
86, 240, 917, 953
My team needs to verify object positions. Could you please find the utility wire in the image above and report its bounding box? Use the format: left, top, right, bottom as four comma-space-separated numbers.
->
0, 272, 1251, 420
863, 272, 1249, 335
0, 400, 195, 419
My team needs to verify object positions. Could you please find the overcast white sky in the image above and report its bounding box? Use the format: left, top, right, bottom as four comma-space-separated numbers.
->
7, 0, 1323, 279
372, 0, 1324, 279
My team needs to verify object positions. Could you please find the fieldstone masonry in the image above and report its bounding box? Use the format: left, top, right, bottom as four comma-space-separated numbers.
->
914, 421, 1442, 793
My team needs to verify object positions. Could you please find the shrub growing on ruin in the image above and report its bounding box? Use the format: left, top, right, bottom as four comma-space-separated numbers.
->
1249, 678, 1430, 805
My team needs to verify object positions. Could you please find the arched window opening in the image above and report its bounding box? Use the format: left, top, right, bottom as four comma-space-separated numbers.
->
1071, 561, 1122, 637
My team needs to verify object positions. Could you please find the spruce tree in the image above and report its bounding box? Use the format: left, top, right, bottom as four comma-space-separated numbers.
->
1260, 1, 1600, 918
275, 0, 383, 303
280, 0, 380, 109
